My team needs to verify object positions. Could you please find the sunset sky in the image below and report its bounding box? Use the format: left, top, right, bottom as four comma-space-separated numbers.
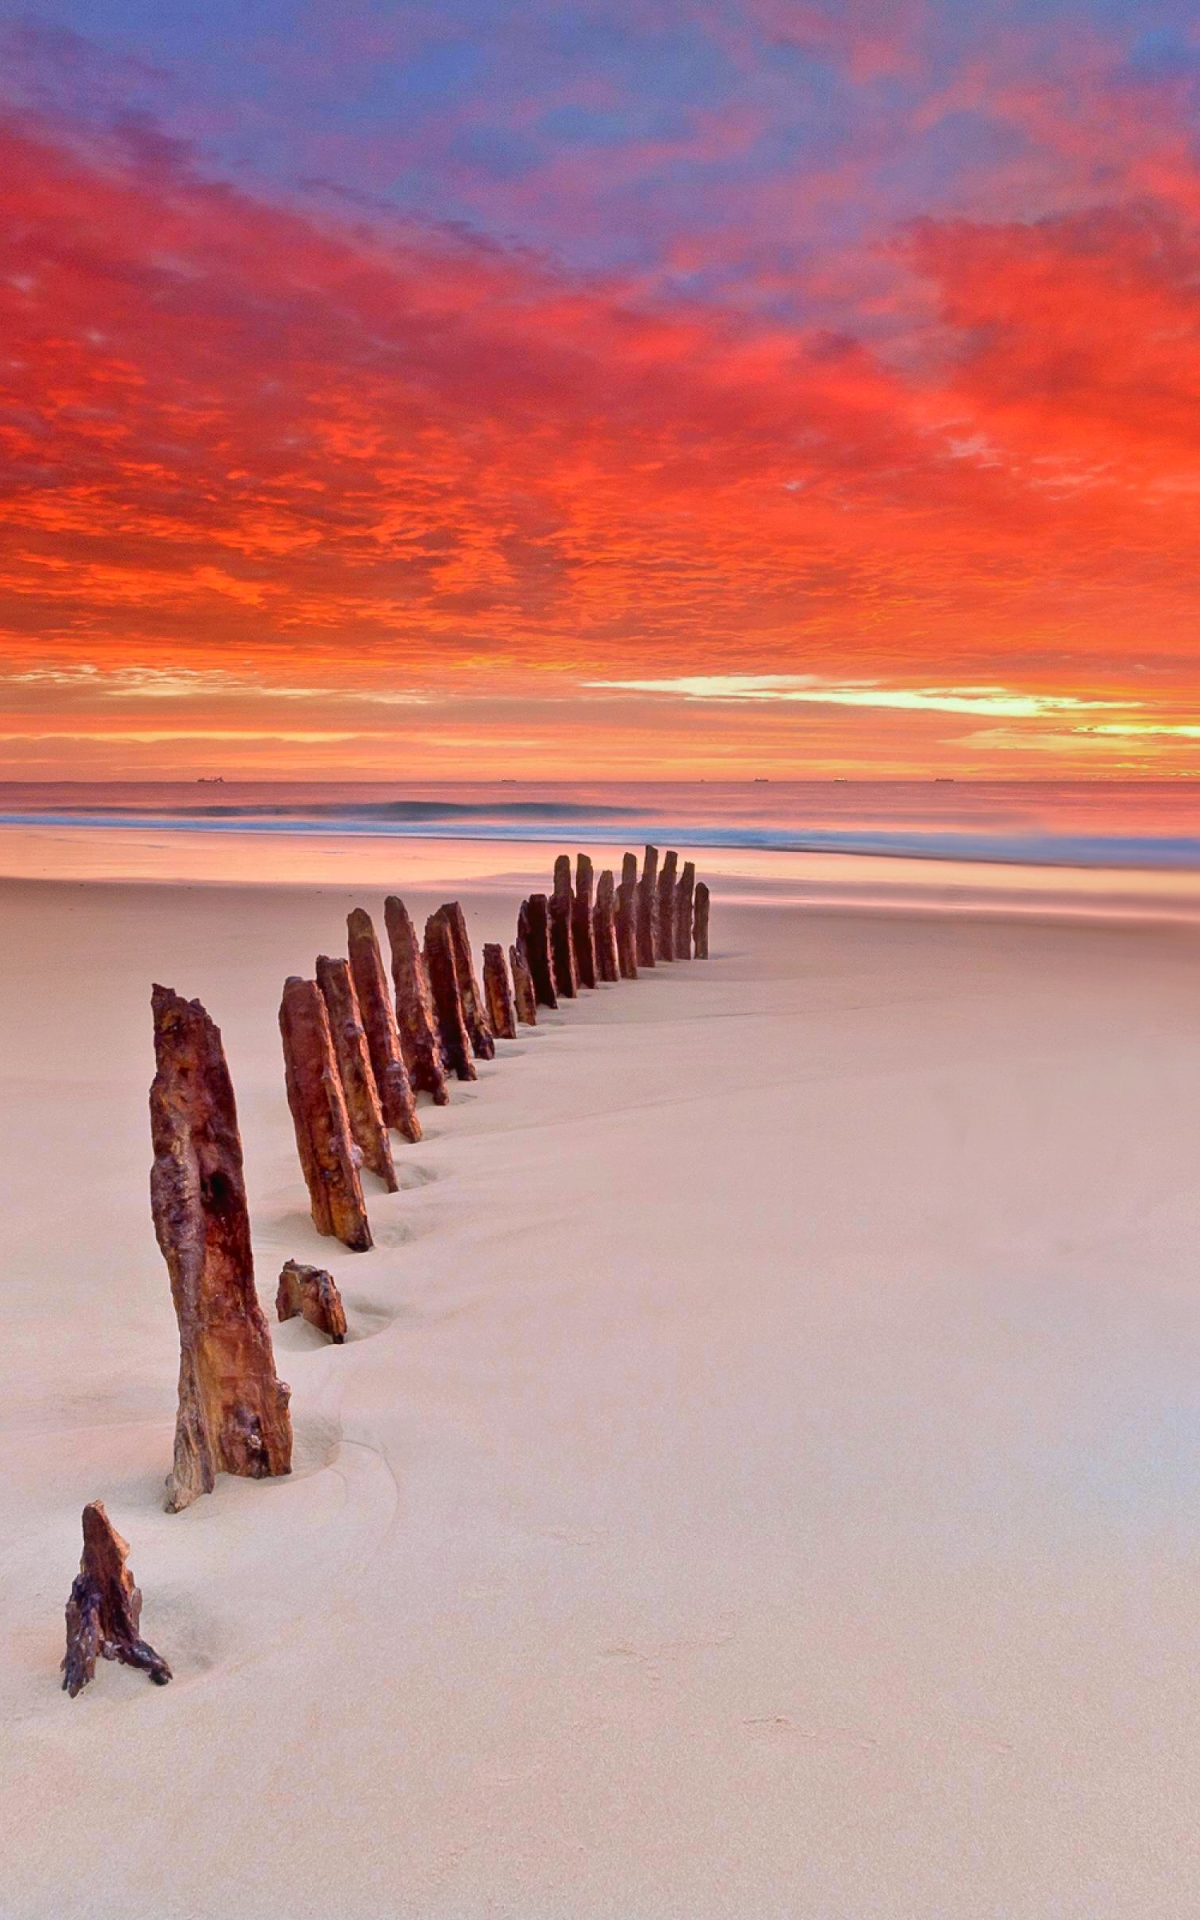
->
3, 0, 1200, 779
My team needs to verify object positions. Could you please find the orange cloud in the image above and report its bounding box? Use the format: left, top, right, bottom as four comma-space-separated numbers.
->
2, 61, 1200, 777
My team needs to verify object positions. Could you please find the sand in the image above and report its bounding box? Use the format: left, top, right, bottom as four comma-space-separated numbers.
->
2, 871, 1200, 1917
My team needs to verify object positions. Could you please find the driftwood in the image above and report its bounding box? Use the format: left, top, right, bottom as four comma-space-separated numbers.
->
280, 975, 373, 1253
675, 861, 695, 959
482, 943, 517, 1039
276, 1259, 347, 1343
439, 901, 495, 1060
346, 909, 422, 1141
636, 845, 659, 968
572, 855, 597, 988
62, 1503, 171, 1698
593, 868, 619, 982
316, 956, 397, 1191
424, 910, 476, 1081
383, 896, 449, 1108
151, 985, 293, 1513
693, 881, 711, 958
549, 855, 578, 998
655, 851, 679, 961
519, 895, 558, 1007
509, 943, 538, 1024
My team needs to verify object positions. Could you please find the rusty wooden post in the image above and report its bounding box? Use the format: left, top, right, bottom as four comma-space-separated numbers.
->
520, 894, 558, 1007
347, 907, 422, 1139
655, 850, 678, 961
276, 1259, 347, 1343
383, 895, 449, 1107
615, 851, 639, 979
424, 908, 476, 1081
280, 975, 373, 1253
316, 955, 398, 1191
62, 1503, 172, 1697
593, 868, 619, 982
693, 880, 710, 958
636, 845, 658, 968
439, 900, 495, 1059
482, 942, 517, 1039
573, 854, 597, 988
509, 942, 538, 1024
151, 985, 293, 1512
549, 854, 578, 998
674, 860, 695, 959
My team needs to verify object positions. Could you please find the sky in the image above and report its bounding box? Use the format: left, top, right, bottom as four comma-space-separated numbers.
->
2, 0, 1200, 780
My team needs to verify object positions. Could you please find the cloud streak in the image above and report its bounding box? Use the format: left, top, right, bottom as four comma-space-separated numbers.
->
586, 675, 1132, 719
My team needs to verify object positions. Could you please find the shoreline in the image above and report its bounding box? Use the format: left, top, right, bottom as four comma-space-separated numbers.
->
2, 833, 1200, 930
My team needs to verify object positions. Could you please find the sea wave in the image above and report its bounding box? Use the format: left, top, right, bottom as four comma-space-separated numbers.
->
2, 802, 1200, 869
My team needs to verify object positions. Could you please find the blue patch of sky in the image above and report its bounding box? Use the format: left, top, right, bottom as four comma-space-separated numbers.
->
3, 0, 1185, 279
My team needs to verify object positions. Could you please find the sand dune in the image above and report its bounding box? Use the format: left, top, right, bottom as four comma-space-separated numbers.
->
3, 874, 1199, 1916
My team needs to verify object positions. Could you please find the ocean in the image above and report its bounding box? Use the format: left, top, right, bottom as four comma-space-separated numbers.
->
2, 779, 1200, 920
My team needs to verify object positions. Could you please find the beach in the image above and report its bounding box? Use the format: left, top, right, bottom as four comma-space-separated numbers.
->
3, 867, 1200, 1916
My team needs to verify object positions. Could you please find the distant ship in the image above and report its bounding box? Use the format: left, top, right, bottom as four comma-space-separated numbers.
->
196, 776, 226, 785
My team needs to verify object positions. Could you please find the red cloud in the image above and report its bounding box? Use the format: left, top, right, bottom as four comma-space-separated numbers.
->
2, 84, 1200, 742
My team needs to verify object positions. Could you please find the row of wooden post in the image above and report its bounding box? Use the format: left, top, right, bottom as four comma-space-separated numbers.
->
516, 845, 709, 1011
64, 851, 710, 1691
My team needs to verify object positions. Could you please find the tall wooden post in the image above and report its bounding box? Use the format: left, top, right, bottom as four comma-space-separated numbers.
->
383, 895, 450, 1106
151, 985, 293, 1513
482, 943, 517, 1039
439, 900, 495, 1060
550, 853, 578, 998
615, 851, 639, 979
316, 955, 398, 1190
347, 907, 422, 1139
636, 845, 658, 968
674, 861, 695, 959
518, 896, 557, 1007
573, 854, 597, 988
693, 881, 710, 958
280, 976, 373, 1253
509, 943, 538, 1024
424, 909, 476, 1081
593, 868, 619, 982
655, 850, 678, 961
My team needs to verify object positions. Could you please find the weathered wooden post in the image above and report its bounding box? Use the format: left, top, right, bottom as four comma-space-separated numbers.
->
424, 908, 476, 1081
674, 861, 695, 959
615, 851, 639, 979
693, 880, 710, 958
593, 868, 619, 982
549, 853, 578, 997
347, 907, 422, 1139
383, 895, 449, 1107
62, 1503, 172, 1697
573, 854, 597, 988
151, 985, 293, 1513
482, 942, 517, 1039
519, 894, 558, 1007
636, 845, 658, 967
280, 975, 373, 1253
316, 955, 398, 1191
276, 1259, 347, 1343
655, 850, 678, 961
509, 943, 538, 1024
439, 900, 495, 1059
